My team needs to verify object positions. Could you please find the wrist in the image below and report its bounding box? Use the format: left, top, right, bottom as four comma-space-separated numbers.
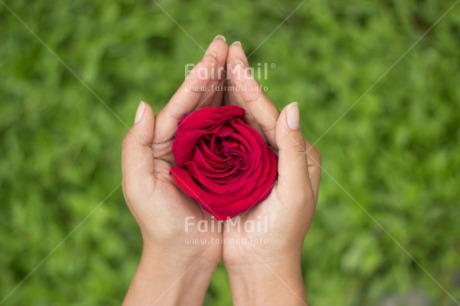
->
123, 244, 218, 306
141, 227, 223, 267
223, 238, 304, 266
142, 242, 218, 275
225, 252, 307, 306
225, 250, 302, 278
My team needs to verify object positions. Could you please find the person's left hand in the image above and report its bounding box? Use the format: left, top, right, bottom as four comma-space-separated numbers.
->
222, 42, 321, 306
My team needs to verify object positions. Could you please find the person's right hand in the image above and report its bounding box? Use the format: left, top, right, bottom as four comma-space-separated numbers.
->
122, 36, 228, 306
223, 42, 321, 306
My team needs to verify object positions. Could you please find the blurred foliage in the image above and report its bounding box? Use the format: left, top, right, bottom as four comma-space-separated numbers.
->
1, 0, 460, 305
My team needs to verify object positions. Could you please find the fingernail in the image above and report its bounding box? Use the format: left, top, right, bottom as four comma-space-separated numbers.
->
232, 41, 242, 46
234, 58, 245, 67
286, 102, 300, 130
214, 35, 226, 42
134, 101, 146, 124
205, 51, 217, 58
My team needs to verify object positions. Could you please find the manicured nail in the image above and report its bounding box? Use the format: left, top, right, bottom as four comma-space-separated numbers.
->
286, 102, 300, 130
234, 58, 245, 67
232, 41, 242, 46
134, 101, 146, 124
214, 35, 226, 42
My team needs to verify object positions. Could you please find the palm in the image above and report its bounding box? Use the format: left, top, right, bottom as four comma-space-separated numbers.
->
122, 39, 321, 304
150, 149, 217, 226
122, 38, 228, 264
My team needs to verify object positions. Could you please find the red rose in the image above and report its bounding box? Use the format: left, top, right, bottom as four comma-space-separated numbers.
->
170, 105, 278, 220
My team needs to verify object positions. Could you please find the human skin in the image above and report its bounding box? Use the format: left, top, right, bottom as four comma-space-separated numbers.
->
121, 36, 321, 306
121, 36, 228, 306
223, 42, 321, 306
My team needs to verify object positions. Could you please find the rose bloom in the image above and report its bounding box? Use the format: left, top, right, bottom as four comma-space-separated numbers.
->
170, 105, 278, 220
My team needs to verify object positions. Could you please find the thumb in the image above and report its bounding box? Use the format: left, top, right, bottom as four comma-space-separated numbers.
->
275, 102, 310, 199
122, 101, 155, 195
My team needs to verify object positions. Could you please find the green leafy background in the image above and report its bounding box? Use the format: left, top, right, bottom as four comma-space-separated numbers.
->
1, 0, 459, 305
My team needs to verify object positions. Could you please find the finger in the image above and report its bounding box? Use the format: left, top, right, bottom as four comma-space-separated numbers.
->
204, 35, 228, 67
225, 41, 257, 126
190, 35, 228, 108
210, 79, 225, 107
225, 42, 264, 136
224, 83, 266, 139
229, 42, 279, 148
305, 139, 321, 201
275, 102, 312, 202
154, 35, 228, 144
194, 36, 228, 109
122, 101, 156, 195
226, 41, 249, 67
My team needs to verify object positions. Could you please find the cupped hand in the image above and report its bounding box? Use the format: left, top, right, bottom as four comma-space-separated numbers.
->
223, 42, 322, 266
121, 37, 228, 268
121, 37, 320, 305
220, 42, 321, 306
